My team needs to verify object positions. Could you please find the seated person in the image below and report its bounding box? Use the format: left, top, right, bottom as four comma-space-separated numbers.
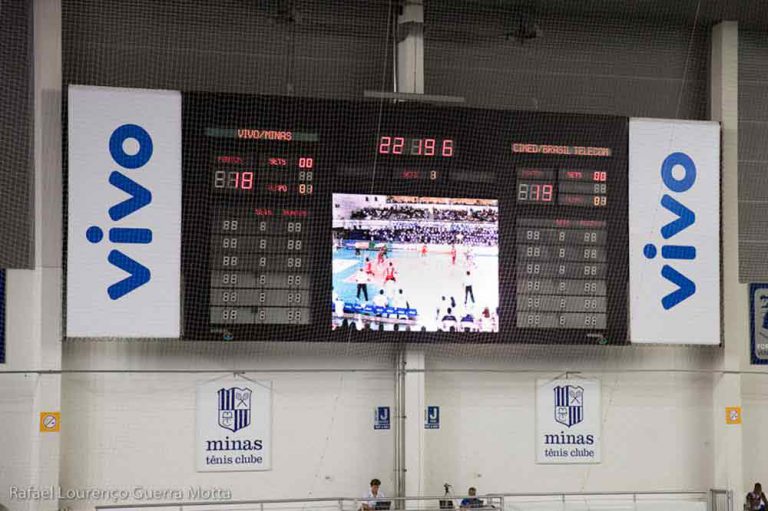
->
332, 287, 344, 317
747, 483, 768, 511
361, 478, 389, 511
373, 290, 389, 316
393, 289, 410, 319
479, 308, 495, 333
460, 487, 484, 509
441, 307, 458, 331
460, 311, 476, 332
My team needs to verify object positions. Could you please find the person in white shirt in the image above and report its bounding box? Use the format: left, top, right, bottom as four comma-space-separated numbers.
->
361, 478, 387, 511
393, 289, 409, 320
332, 287, 344, 317
355, 268, 370, 301
464, 271, 475, 305
393, 288, 408, 308
373, 289, 389, 309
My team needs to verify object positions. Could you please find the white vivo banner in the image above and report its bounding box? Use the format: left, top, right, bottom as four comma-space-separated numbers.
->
196, 378, 272, 472
536, 378, 601, 464
629, 118, 720, 345
67, 85, 181, 337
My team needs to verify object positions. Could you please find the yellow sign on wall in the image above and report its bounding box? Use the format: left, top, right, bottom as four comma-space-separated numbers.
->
39, 412, 60, 432
726, 407, 742, 425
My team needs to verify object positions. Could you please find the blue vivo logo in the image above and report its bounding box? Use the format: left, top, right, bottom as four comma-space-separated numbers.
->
642, 152, 697, 310
85, 124, 154, 300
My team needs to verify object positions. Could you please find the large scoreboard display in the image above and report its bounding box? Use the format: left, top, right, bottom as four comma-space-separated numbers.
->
183, 95, 627, 343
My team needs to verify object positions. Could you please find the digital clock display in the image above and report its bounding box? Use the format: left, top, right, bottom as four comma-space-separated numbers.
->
378, 136, 454, 157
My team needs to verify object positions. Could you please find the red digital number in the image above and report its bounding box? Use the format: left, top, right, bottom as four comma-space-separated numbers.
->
531, 184, 541, 201
411, 138, 422, 156
542, 184, 553, 202
299, 157, 314, 169
593, 171, 607, 182
442, 139, 454, 157
240, 172, 254, 190
392, 137, 405, 155
379, 136, 391, 154
425, 138, 436, 156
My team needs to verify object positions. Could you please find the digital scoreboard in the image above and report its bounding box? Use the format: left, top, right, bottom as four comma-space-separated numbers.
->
183, 96, 627, 343
204, 128, 316, 326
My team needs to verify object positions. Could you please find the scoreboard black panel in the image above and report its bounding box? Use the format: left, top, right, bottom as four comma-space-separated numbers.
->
183, 95, 628, 343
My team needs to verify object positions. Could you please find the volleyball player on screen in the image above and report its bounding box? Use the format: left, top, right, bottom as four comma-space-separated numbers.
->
384, 261, 397, 284
383, 261, 398, 300
364, 257, 374, 277
464, 247, 476, 270
377, 245, 386, 266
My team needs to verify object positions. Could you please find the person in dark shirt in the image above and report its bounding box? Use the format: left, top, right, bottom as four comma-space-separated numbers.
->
460, 487, 483, 509
440, 307, 456, 323
747, 483, 768, 511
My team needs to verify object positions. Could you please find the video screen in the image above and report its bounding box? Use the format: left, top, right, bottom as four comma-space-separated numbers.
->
332, 194, 499, 332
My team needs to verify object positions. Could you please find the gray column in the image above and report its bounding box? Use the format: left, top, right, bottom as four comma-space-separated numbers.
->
710, 21, 745, 497
404, 349, 426, 502
397, 0, 424, 94
396, 0, 427, 501
1, 0, 63, 509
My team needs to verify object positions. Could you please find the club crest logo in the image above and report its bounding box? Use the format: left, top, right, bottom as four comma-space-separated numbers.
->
217, 387, 252, 433
554, 385, 583, 428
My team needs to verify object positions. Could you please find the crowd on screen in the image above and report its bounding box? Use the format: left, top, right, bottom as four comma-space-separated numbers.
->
433, 208, 497, 222
350, 206, 429, 220
349, 206, 497, 223
352, 223, 497, 247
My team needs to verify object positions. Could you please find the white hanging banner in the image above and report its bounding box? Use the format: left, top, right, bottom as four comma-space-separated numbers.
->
67, 85, 181, 337
628, 118, 720, 344
536, 378, 601, 464
196, 378, 272, 472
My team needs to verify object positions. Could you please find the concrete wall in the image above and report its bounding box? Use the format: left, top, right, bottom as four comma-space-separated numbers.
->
58, 342, 397, 508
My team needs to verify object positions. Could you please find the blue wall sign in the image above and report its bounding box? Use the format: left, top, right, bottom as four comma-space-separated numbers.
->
374, 406, 390, 430
0, 270, 4, 364
425, 406, 440, 429
751, 284, 768, 364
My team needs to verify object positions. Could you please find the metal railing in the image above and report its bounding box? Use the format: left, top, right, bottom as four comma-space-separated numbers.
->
93, 490, 729, 511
